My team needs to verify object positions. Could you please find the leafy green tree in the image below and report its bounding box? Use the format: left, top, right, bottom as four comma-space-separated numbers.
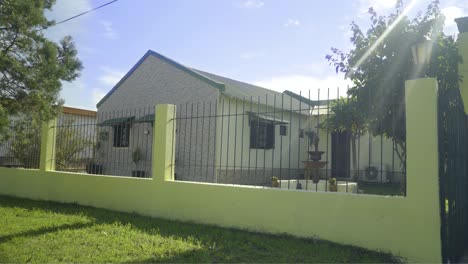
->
0, 0, 82, 139
10, 117, 93, 170
320, 98, 367, 178
326, 0, 459, 167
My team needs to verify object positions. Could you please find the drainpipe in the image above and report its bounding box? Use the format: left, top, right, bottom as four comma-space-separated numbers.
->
455, 16, 468, 113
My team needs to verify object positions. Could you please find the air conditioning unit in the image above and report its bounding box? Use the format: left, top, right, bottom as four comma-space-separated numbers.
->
361, 164, 390, 183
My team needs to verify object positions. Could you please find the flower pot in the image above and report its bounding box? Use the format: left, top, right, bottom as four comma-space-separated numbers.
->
312, 173, 320, 184
271, 180, 279, 188
329, 184, 337, 192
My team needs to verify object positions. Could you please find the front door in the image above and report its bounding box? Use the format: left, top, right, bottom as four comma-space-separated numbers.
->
331, 131, 351, 178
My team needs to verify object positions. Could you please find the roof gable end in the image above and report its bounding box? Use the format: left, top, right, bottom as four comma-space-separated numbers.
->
96, 50, 226, 108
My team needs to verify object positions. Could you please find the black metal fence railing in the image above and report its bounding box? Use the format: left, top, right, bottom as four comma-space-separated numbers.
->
0, 119, 41, 169
173, 89, 407, 196
53, 107, 154, 178
438, 87, 468, 263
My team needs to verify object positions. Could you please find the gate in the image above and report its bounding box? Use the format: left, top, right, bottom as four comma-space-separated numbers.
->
438, 87, 468, 263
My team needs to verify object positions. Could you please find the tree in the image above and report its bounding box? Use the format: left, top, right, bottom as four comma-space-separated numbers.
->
10, 117, 93, 170
320, 98, 367, 179
326, 0, 459, 168
0, 0, 82, 139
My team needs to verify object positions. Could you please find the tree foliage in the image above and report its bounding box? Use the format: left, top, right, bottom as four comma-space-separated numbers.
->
0, 0, 82, 139
326, 0, 459, 166
10, 117, 93, 170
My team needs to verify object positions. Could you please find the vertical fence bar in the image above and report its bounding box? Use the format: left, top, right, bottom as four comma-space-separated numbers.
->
272, 94, 276, 185
219, 98, 225, 183
280, 94, 285, 189
226, 97, 231, 181
233, 99, 238, 179
297, 92, 302, 189
200, 101, 205, 180
205, 101, 212, 181
288, 95, 292, 188
240, 98, 246, 184
263, 94, 268, 186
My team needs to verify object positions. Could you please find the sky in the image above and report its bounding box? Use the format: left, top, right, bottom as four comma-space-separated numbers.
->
44, 0, 468, 110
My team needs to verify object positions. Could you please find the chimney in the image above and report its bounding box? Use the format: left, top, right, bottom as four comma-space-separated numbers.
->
456, 16, 468, 113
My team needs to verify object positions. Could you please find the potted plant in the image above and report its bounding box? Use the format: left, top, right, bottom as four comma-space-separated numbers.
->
271, 176, 279, 188
328, 178, 337, 192
132, 147, 145, 177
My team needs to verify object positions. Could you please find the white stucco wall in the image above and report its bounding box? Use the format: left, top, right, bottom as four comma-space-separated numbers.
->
215, 95, 311, 185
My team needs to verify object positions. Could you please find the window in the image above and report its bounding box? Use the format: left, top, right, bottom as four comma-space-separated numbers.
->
250, 120, 274, 149
113, 123, 130, 147
280, 125, 287, 136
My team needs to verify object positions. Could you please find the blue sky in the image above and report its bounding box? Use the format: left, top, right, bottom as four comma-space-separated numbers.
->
44, 0, 468, 110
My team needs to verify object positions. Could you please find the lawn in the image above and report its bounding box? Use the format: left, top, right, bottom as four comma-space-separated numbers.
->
0, 195, 401, 263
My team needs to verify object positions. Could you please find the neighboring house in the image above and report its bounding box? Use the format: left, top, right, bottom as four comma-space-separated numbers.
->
0, 106, 97, 168
96, 50, 404, 184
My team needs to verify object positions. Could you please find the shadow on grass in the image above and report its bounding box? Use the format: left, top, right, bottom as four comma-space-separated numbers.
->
0, 222, 93, 244
0, 195, 401, 263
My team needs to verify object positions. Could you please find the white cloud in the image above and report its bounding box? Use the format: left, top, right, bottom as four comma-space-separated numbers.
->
238, 0, 264, 9
98, 67, 126, 86
442, 6, 465, 36
44, 0, 91, 43
254, 75, 352, 99
100, 20, 118, 39
284, 19, 301, 27
240, 51, 265, 60
357, 0, 397, 13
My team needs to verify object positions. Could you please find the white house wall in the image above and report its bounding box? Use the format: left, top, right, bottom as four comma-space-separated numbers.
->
215, 95, 311, 185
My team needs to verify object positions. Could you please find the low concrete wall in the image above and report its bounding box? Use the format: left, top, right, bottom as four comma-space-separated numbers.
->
0, 167, 439, 263
0, 82, 443, 263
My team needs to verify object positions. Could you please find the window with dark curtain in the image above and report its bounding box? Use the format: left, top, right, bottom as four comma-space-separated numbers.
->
113, 123, 130, 147
250, 120, 274, 149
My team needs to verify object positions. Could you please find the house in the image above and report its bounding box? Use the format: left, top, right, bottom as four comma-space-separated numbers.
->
96, 50, 404, 184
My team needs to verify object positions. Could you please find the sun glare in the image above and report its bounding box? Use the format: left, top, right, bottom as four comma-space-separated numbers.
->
348, 0, 420, 78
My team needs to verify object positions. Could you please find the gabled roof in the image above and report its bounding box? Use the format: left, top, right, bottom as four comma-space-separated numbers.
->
96, 50, 313, 112
96, 50, 225, 108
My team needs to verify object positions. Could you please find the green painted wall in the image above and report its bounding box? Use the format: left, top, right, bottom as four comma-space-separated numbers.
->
0, 82, 442, 262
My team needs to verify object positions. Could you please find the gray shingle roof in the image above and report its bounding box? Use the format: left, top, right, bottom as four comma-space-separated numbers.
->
191, 69, 311, 112
97, 50, 313, 112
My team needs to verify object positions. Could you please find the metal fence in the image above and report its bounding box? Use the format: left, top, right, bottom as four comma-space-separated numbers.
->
173, 89, 407, 196
53, 107, 154, 178
0, 119, 41, 169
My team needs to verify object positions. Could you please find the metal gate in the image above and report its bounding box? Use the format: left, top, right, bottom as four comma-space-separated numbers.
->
438, 87, 468, 263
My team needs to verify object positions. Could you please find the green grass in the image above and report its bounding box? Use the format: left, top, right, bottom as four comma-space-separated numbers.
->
0, 195, 401, 263
358, 182, 404, 196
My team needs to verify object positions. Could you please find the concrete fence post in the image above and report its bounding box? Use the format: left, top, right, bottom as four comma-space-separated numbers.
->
152, 104, 176, 182
39, 118, 57, 172
405, 77, 442, 262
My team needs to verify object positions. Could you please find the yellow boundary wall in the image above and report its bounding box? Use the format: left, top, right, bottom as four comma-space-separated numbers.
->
0, 81, 442, 262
